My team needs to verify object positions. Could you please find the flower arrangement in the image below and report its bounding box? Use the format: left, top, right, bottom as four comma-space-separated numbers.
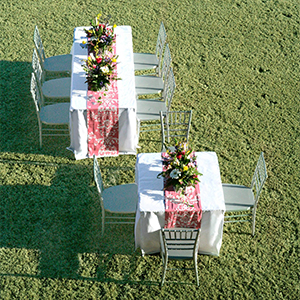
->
81, 13, 120, 99
83, 13, 117, 53
82, 52, 119, 93
157, 141, 202, 194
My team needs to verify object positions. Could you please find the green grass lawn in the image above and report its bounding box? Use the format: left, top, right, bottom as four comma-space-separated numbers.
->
0, 0, 299, 298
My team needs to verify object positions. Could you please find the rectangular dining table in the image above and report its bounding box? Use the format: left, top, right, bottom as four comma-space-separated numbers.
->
68, 26, 138, 160
135, 152, 225, 256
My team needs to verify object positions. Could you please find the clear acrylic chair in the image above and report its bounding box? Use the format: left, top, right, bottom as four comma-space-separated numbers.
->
134, 21, 167, 75
223, 152, 268, 236
93, 155, 138, 236
32, 48, 71, 104
160, 228, 201, 287
137, 68, 176, 138
135, 43, 172, 97
33, 25, 72, 77
160, 110, 193, 151
30, 73, 70, 148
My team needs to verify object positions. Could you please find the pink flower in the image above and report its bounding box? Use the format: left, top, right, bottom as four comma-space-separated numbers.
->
96, 57, 102, 64
92, 65, 97, 69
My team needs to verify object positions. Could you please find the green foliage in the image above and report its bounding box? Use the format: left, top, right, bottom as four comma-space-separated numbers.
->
0, 0, 299, 299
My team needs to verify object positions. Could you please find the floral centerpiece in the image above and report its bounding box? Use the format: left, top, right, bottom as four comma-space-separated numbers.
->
83, 13, 117, 53
82, 52, 119, 93
81, 13, 120, 99
157, 141, 202, 195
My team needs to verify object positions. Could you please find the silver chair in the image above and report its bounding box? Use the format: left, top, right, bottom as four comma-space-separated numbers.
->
137, 68, 176, 137
93, 155, 138, 236
160, 110, 193, 151
30, 73, 70, 148
135, 43, 172, 97
33, 25, 72, 77
223, 152, 268, 236
32, 48, 71, 104
160, 228, 201, 287
134, 21, 167, 75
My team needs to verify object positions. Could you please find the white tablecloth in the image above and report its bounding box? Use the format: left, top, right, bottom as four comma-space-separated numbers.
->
68, 26, 137, 160
135, 152, 225, 256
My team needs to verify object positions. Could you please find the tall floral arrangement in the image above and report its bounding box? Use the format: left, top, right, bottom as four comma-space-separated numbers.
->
157, 141, 202, 194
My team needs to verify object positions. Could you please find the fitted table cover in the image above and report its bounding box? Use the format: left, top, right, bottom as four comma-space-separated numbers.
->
135, 152, 225, 256
68, 26, 137, 160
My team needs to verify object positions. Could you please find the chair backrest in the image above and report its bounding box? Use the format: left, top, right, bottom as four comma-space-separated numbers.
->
33, 25, 46, 66
160, 228, 201, 260
32, 48, 45, 85
30, 72, 44, 112
155, 22, 167, 68
160, 110, 192, 147
160, 43, 172, 79
162, 67, 176, 111
251, 152, 268, 205
93, 155, 104, 195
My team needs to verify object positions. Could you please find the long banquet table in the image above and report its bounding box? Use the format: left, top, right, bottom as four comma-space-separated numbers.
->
68, 26, 137, 160
135, 152, 225, 256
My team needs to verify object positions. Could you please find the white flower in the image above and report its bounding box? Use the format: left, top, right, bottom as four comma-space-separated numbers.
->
170, 169, 181, 179
100, 66, 109, 74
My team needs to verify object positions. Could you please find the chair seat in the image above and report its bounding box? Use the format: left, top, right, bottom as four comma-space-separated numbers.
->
102, 183, 138, 213
135, 76, 164, 95
222, 184, 255, 212
42, 77, 71, 99
40, 102, 70, 124
44, 54, 72, 74
134, 53, 159, 66
137, 99, 167, 121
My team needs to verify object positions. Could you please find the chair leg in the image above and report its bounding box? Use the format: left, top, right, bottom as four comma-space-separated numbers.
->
161, 255, 168, 287
252, 208, 256, 237
39, 123, 42, 149
194, 256, 199, 287
101, 209, 105, 236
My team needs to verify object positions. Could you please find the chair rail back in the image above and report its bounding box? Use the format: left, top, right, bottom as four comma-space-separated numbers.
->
163, 67, 176, 110
33, 26, 46, 65
160, 110, 193, 147
155, 21, 167, 68
251, 152, 268, 205
160, 43, 172, 79
30, 72, 44, 111
32, 48, 45, 85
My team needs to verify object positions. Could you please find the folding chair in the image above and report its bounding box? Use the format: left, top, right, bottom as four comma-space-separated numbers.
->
160, 110, 193, 151
134, 21, 167, 75
223, 152, 268, 236
160, 228, 201, 287
93, 155, 138, 236
135, 43, 172, 97
30, 73, 70, 148
32, 48, 70, 104
33, 25, 72, 77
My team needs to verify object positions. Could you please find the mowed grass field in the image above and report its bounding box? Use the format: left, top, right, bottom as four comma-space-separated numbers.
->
0, 0, 299, 299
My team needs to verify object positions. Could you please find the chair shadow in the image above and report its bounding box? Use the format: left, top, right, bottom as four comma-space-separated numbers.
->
0, 60, 73, 158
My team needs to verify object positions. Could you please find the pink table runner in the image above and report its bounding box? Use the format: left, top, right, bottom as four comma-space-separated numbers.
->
162, 153, 202, 228
87, 43, 119, 157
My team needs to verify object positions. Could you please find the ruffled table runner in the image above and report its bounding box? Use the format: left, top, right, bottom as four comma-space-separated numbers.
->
87, 42, 119, 157
162, 153, 202, 228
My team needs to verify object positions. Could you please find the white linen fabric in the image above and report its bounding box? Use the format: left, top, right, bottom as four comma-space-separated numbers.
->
135, 152, 225, 256
68, 26, 137, 159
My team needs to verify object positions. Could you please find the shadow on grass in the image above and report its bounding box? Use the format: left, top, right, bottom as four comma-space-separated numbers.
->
0, 60, 73, 158
0, 163, 142, 282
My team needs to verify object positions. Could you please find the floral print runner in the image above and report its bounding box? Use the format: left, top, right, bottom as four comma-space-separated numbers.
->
162, 152, 202, 228
87, 42, 119, 157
